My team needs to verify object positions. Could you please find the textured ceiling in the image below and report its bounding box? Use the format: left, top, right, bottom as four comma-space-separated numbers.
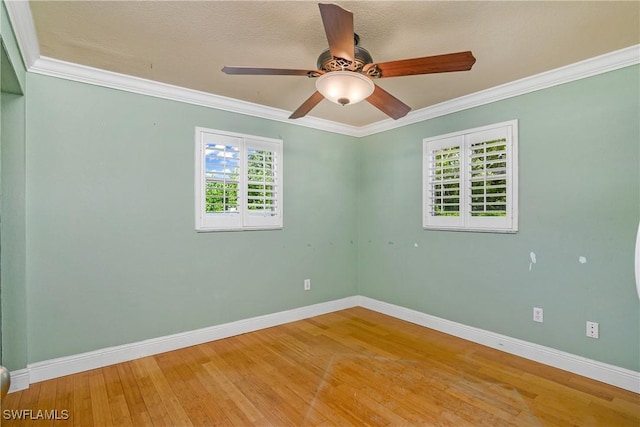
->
29, 1, 640, 127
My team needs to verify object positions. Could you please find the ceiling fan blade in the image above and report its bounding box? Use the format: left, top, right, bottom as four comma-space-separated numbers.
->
366, 51, 476, 78
222, 66, 323, 77
289, 91, 325, 119
366, 85, 411, 120
318, 3, 354, 62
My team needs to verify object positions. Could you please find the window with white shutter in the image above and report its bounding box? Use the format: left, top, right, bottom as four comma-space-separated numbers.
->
195, 128, 283, 231
425, 136, 464, 228
244, 140, 282, 228
423, 120, 518, 232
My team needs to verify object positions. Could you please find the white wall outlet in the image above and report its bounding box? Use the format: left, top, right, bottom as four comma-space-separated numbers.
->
304, 279, 311, 291
586, 321, 599, 339
533, 307, 543, 323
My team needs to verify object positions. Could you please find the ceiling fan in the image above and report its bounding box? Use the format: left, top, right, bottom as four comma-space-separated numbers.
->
222, 3, 476, 120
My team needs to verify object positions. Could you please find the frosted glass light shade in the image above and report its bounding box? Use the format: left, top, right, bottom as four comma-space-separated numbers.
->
315, 71, 375, 106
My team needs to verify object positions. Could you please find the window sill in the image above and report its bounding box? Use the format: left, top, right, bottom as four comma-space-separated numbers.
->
195, 225, 283, 233
423, 226, 518, 234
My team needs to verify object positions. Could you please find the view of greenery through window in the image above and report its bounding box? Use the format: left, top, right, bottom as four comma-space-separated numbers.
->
470, 138, 507, 216
431, 146, 461, 217
431, 138, 507, 217
205, 144, 239, 213
246, 148, 276, 213
205, 144, 276, 214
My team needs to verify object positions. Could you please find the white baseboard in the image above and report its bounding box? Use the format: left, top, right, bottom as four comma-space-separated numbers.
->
356, 296, 640, 394
7, 369, 29, 393
25, 296, 358, 386
9, 295, 639, 395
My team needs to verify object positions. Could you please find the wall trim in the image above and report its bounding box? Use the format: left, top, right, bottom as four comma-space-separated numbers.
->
5, 0, 638, 137
25, 296, 359, 385
3, 0, 39, 69
360, 44, 640, 136
28, 56, 364, 137
356, 296, 640, 394
11, 295, 639, 394
7, 368, 29, 393
25, 46, 639, 138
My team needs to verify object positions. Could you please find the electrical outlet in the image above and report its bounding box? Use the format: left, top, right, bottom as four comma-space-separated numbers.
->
304, 279, 311, 291
586, 321, 599, 339
533, 307, 543, 323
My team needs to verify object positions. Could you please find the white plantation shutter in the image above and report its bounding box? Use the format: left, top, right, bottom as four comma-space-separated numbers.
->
243, 139, 283, 228
467, 127, 513, 230
423, 121, 518, 232
424, 136, 464, 228
195, 128, 283, 231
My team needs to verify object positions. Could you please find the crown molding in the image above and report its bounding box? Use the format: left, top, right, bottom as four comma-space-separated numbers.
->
27, 44, 640, 138
359, 44, 640, 137
4, 0, 39, 69
30, 56, 363, 137
5, 1, 639, 137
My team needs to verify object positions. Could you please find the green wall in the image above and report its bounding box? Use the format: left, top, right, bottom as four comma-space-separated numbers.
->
358, 66, 640, 371
2, 1, 639, 374
24, 65, 639, 372
25, 74, 359, 363
1, 1, 27, 372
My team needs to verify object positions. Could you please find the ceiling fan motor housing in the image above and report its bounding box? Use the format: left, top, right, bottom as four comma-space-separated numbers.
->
222, 4, 474, 120
316, 45, 376, 75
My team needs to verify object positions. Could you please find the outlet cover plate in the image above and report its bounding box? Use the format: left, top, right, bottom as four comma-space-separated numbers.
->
533, 307, 543, 323
586, 321, 599, 339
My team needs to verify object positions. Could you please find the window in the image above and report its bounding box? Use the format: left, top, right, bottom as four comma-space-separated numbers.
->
195, 127, 283, 231
423, 120, 518, 232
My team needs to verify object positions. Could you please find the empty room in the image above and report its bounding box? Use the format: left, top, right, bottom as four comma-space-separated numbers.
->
1, 0, 639, 425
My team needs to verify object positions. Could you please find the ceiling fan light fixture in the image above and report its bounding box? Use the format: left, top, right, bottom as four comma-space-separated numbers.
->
315, 71, 374, 106
223, 3, 475, 120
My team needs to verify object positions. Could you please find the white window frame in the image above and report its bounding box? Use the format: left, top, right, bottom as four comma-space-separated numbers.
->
423, 120, 518, 233
195, 127, 283, 232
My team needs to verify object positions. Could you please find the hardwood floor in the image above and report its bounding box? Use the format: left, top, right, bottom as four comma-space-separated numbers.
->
2, 307, 639, 426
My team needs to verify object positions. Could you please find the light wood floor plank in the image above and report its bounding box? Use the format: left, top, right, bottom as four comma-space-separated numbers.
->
102, 365, 133, 427
129, 358, 173, 426
71, 372, 93, 427
2, 307, 638, 426
52, 374, 73, 426
114, 363, 153, 427
88, 369, 114, 426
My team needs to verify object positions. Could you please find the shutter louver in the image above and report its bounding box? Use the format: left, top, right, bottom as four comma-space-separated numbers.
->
469, 138, 508, 217
423, 120, 517, 232
429, 146, 461, 217
196, 128, 283, 231
241, 138, 283, 229
246, 147, 279, 216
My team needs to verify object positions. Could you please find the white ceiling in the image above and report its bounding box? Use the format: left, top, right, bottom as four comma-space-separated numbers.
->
27, 1, 640, 127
